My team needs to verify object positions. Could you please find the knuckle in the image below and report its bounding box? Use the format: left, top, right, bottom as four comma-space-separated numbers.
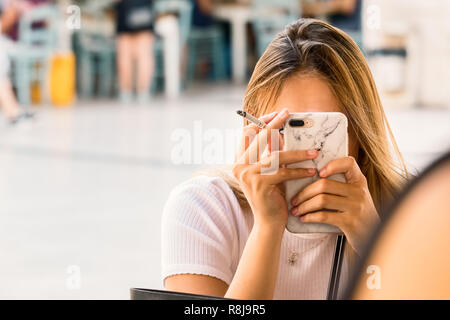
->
347, 156, 357, 165
316, 213, 326, 223
300, 168, 311, 177
317, 179, 328, 192
241, 168, 253, 183
250, 174, 262, 189
356, 201, 365, 213
360, 174, 368, 185
277, 168, 287, 177
352, 184, 363, 195
357, 186, 369, 202
300, 149, 311, 160
318, 194, 328, 207
235, 167, 252, 184
343, 157, 355, 169
232, 165, 242, 179
282, 168, 295, 179
238, 170, 246, 183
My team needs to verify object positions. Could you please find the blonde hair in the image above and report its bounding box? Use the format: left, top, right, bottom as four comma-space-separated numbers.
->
209, 19, 408, 213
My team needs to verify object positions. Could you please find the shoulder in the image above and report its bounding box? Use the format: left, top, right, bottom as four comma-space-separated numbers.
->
165, 174, 239, 210
161, 174, 246, 285
162, 174, 244, 232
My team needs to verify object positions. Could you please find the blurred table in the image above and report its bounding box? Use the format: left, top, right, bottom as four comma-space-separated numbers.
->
213, 3, 251, 84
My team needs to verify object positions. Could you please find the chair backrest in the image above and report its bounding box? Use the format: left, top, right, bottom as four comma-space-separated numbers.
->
251, 0, 301, 56
130, 288, 227, 300
18, 4, 58, 48
153, 0, 193, 45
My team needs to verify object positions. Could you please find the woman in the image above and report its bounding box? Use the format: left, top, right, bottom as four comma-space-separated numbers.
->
161, 19, 408, 300
0, 48, 25, 124
115, 0, 155, 104
0, 55, 27, 124
302, 0, 363, 48
191, 0, 214, 27
0, 0, 37, 124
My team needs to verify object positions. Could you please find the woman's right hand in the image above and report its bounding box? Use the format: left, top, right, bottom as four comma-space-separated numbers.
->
232, 108, 319, 230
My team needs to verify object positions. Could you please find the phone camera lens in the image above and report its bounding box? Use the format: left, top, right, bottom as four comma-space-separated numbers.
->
289, 119, 305, 127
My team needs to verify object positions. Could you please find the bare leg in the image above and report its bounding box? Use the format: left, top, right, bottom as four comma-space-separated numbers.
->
116, 34, 134, 94
0, 78, 20, 120
180, 43, 189, 84
134, 31, 154, 95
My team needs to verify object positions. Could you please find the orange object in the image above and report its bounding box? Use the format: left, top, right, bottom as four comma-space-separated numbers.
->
50, 52, 76, 106
31, 81, 41, 104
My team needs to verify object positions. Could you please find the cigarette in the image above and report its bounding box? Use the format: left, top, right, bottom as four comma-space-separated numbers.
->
236, 110, 285, 134
236, 110, 267, 129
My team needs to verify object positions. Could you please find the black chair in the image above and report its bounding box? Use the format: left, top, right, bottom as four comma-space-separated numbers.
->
130, 288, 227, 300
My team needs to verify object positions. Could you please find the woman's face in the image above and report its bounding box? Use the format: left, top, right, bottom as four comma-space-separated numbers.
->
273, 73, 359, 159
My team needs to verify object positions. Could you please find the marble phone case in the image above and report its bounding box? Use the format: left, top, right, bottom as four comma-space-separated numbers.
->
284, 112, 348, 234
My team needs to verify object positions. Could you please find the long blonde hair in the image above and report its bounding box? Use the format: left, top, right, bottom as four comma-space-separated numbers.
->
214, 19, 408, 213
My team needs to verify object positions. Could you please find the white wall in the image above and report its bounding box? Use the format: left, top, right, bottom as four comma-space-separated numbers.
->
362, 0, 450, 108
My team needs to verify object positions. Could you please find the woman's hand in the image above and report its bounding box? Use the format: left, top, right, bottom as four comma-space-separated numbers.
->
290, 157, 380, 255
229, 108, 319, 299
232, 109, 318, 230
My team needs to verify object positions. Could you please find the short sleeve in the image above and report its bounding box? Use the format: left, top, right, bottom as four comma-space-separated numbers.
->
161, 176, 239, 286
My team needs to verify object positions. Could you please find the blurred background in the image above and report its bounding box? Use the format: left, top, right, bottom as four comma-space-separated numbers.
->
0, 0, 449, 299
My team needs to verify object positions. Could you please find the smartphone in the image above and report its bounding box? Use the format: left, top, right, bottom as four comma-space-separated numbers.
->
283, 112, 348, 234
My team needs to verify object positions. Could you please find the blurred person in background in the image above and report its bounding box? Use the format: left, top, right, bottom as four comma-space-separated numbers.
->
189, 0, 216, 78
0, 0, 40, 125
114, 0, 155, 104
0, 42, 28, 125
302, 0, 362, 47
192, 0, 214, 27
189, 0, 231, 80
0, 0, 48, 41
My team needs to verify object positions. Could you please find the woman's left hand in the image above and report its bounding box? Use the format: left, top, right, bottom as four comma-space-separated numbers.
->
290, 156, 380, 255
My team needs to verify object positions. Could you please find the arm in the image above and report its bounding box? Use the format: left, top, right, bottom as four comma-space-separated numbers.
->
302, 0, 357, 17
165, 274, 228, 297
0, 3, 19, 34
196, 0, 214, 14
226, 109, 318, 299
164, 110, 318, 299
225, 223, 284, 299
165, 224, 284, 299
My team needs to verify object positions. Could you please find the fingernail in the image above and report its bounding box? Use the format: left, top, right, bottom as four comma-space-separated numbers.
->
291, 198, 298, 206
291, 207, 298, 216
307, 150, 317, 156
319, 168, 326, 177
307, 168, 316, 175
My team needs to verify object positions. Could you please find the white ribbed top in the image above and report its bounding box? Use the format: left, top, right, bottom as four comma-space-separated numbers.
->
161, 175, 350, 300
